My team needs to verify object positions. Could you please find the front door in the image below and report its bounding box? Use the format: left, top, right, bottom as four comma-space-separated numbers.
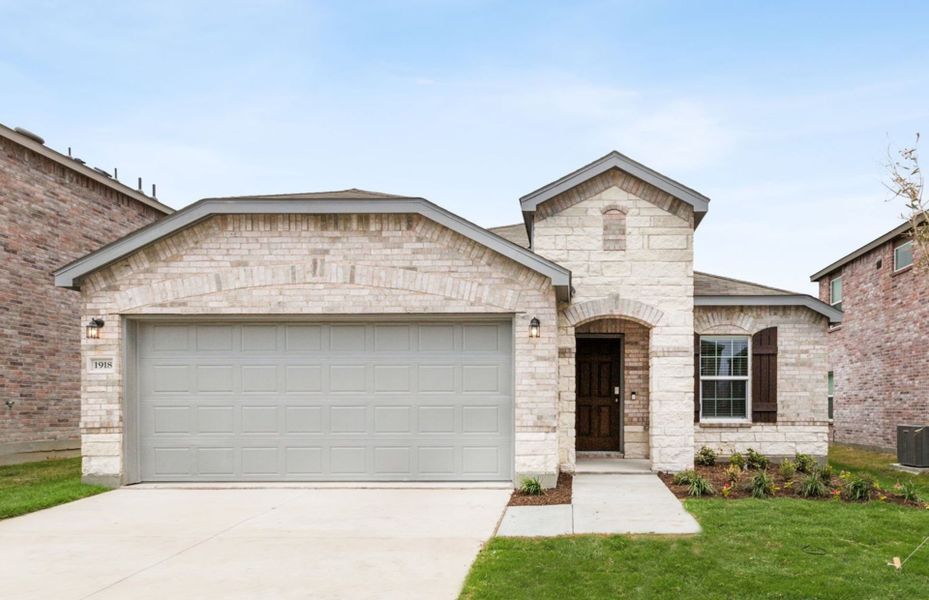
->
575, 337, 622, 451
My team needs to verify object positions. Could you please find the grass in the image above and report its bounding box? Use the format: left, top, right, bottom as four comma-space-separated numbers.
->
829, 443, 929, 497
461, 499, 929, 600
461, 445, 929, 599
0, 457, 109, 520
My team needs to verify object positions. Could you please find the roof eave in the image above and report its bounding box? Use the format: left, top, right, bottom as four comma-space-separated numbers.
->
694, 294, 843, 323
810, 221, 913, 281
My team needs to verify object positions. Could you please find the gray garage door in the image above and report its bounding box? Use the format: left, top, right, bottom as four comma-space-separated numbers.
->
136, 320, 513, 482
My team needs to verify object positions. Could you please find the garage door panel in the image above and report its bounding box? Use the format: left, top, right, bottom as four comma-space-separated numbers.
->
138, 321, 513, 481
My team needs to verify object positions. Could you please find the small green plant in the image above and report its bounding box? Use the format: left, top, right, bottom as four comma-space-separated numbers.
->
519, 476, 544, 496
672, 469, 698, 485
688, 475, 716, 497
745, 448, 770, 471
818, 464, 834, 484
725, 464, 742, 483
750, 470, 775, 499
795, 453, 817, 474
894, 480, 921, 504
695, 446, 717, 466
779, 459, 798, 480
841, 473, 874, 501
728, 452, 745, 469
800, 472, 829, 498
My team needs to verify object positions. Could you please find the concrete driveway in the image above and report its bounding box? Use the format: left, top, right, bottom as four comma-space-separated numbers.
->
0, 485, 510, 600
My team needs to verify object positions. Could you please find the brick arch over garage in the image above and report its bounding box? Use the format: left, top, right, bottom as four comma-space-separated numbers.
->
563, 294, 665, 329
111, 260, 526, 312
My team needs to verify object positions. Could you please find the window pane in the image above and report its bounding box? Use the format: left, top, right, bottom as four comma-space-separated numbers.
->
895, 241, 914, 270
828, 396, 834, 420
830, 277, 842, 305
828, 372, 834, 396
701, 379, 747, 419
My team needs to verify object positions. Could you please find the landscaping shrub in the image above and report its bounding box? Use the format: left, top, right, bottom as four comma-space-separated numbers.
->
728, 452, 745, 469
688, 475, 715, 497
800, 471, 829, 498
779, 459, 798, 480
894, 481, 921, 504
519, 476, 544, 496
725, 464, 742, 483
745, 448, 770, 471
695, 446, 717, 466
672, 469, 698, 485
750, 470, 775, 499
818, 464, 834, 483
840, 472, 875, 501
795, 453, 817, 474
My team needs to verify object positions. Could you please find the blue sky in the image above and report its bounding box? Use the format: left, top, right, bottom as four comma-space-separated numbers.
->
2, 1, 927, 292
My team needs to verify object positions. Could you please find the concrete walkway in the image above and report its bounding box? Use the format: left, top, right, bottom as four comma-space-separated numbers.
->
0, 486, 510, 600
497, 472, 700, 537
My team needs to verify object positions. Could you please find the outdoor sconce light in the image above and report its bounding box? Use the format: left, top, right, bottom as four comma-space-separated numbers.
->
529, 317, 541, 339
631, 391, 637, 402
86, 318, 105, 340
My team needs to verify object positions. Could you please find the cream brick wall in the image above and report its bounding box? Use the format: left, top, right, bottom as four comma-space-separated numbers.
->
531, 170, 696, 473
79, 213, 559, 486
694, 305, 830, 458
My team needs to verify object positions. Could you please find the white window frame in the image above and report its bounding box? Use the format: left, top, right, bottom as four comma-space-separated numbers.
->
699, 335, 752, 423
829, 275, 842, 310
827, 371, 834, 422
894, 240, 914, 272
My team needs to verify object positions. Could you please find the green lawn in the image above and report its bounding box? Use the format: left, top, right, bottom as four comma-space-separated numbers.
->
829, 444, 929, 496
0, 457, 109, 520
461, 445, 929, 599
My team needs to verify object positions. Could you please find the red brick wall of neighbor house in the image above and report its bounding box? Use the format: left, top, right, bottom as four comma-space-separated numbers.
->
818, 240, 929, 450
0, 136, 165, 457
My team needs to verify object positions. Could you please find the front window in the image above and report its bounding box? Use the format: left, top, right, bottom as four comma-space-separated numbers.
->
827, 371, 834, 421
894, 240, 914, 271
830, 276, 842, 311
700, 336, 750, 420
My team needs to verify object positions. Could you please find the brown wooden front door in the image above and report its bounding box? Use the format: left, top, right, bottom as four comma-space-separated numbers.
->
576, 337, 622, 451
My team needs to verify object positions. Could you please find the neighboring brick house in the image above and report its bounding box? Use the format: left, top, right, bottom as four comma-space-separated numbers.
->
55, 152, 839, 487
811, 222, 927, 451
0, 124, 172, 464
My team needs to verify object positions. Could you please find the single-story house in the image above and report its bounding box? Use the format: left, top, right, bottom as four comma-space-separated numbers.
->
55, 152, 841, 487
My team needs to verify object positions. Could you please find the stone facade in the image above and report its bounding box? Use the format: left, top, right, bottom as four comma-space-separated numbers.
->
0, 133, 166, 463
694, 306, 830, 458
530, 169, 696, 473
816, 236, 929, 450
78, 213, 559, 486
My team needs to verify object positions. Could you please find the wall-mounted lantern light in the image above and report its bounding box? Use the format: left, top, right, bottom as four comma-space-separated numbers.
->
630, 390, 637, 402
86, 318, 105, 340
529, 317, 541, 339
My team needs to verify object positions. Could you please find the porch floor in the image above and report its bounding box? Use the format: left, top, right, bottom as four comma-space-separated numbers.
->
574, 457, 652, 475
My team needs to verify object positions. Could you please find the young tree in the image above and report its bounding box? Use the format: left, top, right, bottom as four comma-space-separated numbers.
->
886, 134, 928, 270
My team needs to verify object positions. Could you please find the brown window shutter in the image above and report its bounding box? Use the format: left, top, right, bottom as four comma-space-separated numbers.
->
752, 327, 778, 423
694, 333, 701, 423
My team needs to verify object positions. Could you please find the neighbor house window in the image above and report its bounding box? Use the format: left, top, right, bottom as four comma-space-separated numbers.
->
829, 276, 842, 311
827, 371, 834, 421
700, 336, 750, 420
894, 240, 914, 271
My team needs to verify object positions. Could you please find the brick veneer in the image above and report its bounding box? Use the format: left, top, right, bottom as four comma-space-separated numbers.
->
0, 135, 165, 461
79, 213, 559, 486
694, 306, 830, 458
816, 238, 929, 450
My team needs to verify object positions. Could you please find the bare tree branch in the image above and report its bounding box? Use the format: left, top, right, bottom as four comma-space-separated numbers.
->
885, 133, 927, 271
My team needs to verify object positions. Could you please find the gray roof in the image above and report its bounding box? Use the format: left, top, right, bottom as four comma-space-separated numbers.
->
0, 123, 173, 215
695, 271, 842, 322
810, 220, 914, 281
54, 191, 572, 300
519, 151, 711, 226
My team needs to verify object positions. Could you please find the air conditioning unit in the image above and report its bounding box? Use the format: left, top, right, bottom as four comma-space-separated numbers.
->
897, 425, 929, 468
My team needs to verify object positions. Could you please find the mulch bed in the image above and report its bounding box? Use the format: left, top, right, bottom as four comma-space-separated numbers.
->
659, 463, 920, 508
508, 472, 573, 506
